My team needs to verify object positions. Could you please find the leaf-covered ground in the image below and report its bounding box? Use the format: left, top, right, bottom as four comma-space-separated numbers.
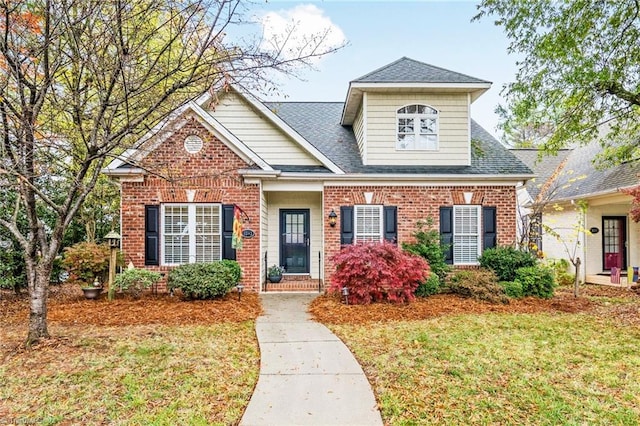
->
2, 283, 639, 425
0, 285, 262, 425
309, 285, 640, 325
310, 285, 640, 425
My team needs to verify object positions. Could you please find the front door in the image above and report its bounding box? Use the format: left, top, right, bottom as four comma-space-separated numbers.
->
602, 216, 627, 270
280, 209, 310, 274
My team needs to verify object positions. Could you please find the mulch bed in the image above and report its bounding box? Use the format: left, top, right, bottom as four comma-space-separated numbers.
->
309, 285, 640, 325
0, 284, 262, 327
3, 283, 639, 331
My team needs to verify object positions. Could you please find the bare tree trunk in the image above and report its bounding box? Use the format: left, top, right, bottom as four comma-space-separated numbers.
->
573, 257, 581, 298
26, 261, 53, 345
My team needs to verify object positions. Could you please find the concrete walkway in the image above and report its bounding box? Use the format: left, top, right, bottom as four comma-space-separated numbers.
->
240, 294, 383, 426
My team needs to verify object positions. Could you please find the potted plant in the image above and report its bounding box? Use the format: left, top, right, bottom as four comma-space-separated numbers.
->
267, 265, 285, 283
81, 277, 104, 300
62, 242, 109, 299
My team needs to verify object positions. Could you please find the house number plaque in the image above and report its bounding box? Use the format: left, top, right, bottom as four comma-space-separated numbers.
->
242, 229, 255, 239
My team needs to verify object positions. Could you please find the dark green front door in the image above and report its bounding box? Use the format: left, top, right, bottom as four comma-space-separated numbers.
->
280, 209, 310, 274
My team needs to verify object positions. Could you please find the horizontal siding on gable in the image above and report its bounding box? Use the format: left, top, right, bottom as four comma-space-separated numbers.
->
353, 105, 365, 159
365, 93, 470, 166
211, 91, 321, 166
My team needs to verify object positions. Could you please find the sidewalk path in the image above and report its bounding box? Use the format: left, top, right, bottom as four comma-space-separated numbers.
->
240, 293, 383, 426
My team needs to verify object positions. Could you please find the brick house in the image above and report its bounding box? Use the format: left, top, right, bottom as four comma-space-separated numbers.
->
104, 57, 533, 292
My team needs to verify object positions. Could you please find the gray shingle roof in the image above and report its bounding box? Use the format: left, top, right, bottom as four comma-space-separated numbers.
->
553, 142, 640, 199
266, 101, 532, 176
352, 57, 490, 84
510, 149, 571, 199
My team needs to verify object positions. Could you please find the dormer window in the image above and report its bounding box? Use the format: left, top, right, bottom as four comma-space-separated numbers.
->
396, 104, 438, 150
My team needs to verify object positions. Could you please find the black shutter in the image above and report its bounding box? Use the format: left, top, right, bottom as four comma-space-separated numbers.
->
483, 206, 497, 250
340, 206, 354, 245
222, 204, 236, 260
145, 205, 159, 266
439, 206, 453, 265
383, 206, 397, 244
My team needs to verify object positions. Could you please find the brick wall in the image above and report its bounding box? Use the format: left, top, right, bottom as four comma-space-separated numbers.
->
119, 111, 519, 292
323, 185, 517, 286
120, 114, 261, 291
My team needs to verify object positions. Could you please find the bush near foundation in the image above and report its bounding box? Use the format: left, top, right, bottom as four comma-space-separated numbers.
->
219, 259, 242, 284
448, 269, 509, 304
114, 268, 161, 298
515, 265, 556, 298
479, 246, 537, 282
403, 218, 451, 293
168, 262, 236, 300
500, 280, 524, 299
330, 241, 430, 304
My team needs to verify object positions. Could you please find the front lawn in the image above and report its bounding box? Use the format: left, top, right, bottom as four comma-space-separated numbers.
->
316, 287, 640, 425
0, 287, 261, 425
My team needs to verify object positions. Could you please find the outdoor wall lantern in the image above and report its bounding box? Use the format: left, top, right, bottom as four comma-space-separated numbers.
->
341, 286, 349, 305
328, 209, 338, 227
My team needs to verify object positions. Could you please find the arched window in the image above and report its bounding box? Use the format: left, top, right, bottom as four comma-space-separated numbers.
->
396, 104, 438, 150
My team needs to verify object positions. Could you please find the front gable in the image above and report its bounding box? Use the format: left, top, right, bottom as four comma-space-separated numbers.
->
137, 113, 255, 185
210, 88, 327, 168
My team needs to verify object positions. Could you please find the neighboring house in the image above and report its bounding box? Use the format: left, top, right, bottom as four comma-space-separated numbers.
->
104, 57, 533, 292
513, 142, 640, 286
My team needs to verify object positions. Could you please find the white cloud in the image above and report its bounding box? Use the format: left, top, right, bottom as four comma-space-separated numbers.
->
260, 4, 346, 64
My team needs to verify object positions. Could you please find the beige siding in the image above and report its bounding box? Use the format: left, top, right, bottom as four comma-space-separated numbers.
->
265, 192, 323, 279
211, 91, 321, 166
364, 92, 470, 166
353, 105, 365, 160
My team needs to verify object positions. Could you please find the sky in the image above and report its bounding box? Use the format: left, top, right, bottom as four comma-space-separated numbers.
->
240, 0, 518, 139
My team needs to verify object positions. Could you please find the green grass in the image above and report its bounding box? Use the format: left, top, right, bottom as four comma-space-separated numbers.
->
330, 313, 640, 425
1, 323, 259, 425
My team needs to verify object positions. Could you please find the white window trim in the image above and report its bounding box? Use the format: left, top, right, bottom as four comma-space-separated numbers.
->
453, 205, 481, 265
396, 104, 439, 151
354, 204, 383, 243
161, 203, 222, 266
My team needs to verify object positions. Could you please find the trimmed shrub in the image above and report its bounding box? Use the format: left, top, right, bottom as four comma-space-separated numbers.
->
114, 268, 161, 298
62, 242, 110, 286
500, 281, 524, 299
219, 259, 242, 284
479, 246, 537, 282
168, 262, 236, 299
415, 274, 441, 297
515, 265, 556, 298
330, 241, 430, 304
403, 218, 451, 286
448, 269, 509, 304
